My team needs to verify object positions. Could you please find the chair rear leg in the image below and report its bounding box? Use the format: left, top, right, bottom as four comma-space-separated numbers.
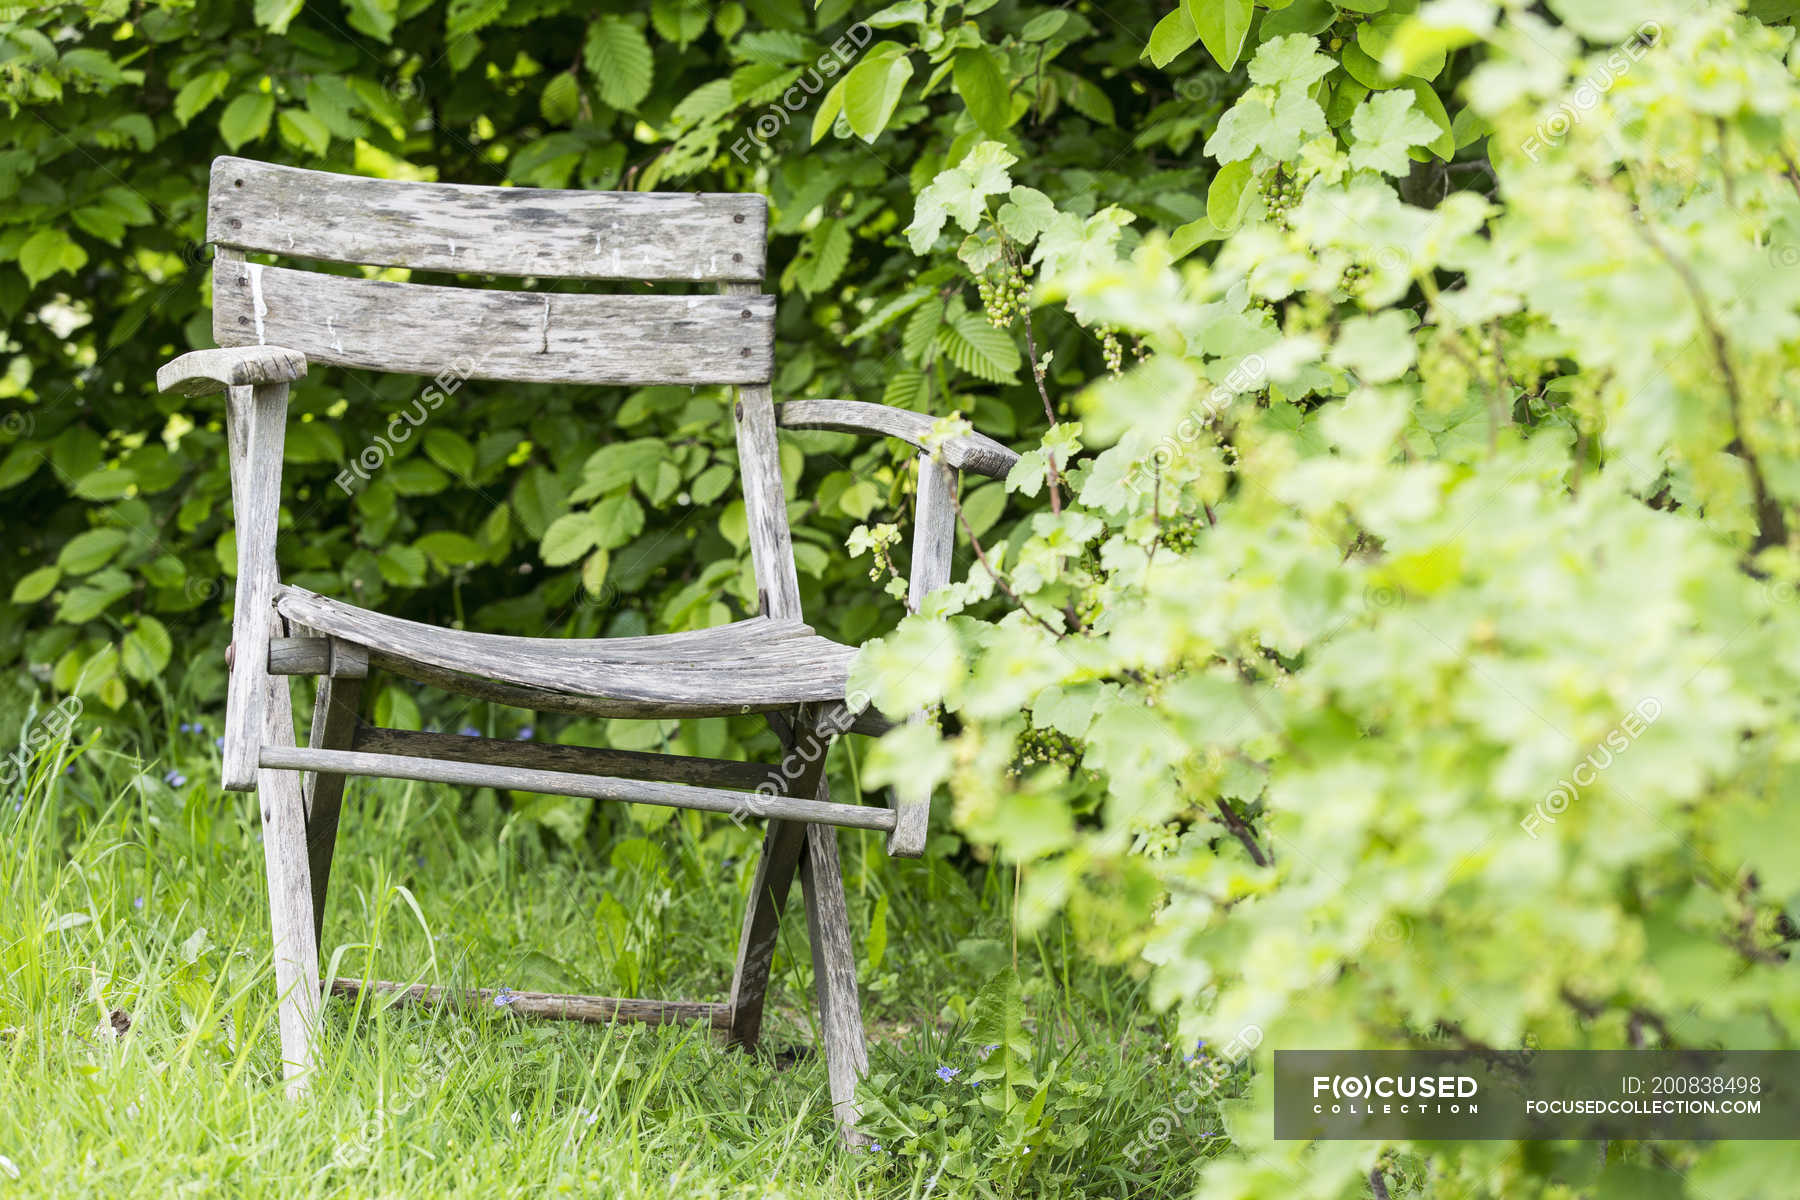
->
258, 666, 322, 1096
725, 817, 807, 1048
303, 660, 365, 949
800, 819, 870, 1145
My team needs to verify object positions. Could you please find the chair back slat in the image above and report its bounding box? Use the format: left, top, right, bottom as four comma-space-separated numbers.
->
208, 157, 765, 281
212, 259, 773, 386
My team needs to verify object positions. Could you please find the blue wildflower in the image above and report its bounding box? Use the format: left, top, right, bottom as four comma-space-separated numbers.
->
459, 725, 481, 737
981, 1043, 999, 1057
494, 987, 517, 1007
1185, 1037, 1207, 1063
935, 1065, 961, 1082
164, 769, 187, 787
213, 736, 224, 750
515, 726, 534, 740
870, 1143, 883, 1153
133, 897, 144, 910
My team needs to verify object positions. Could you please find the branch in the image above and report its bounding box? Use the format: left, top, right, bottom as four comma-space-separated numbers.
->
1213, 797, 1269, 867
1628, 204, 1789, 552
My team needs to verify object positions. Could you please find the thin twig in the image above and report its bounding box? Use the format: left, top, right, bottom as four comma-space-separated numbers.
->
1213, 798, 1269, 867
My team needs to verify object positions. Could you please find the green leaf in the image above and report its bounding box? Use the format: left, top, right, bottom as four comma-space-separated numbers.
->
842, 45, 914, 141
810, 78, 846, 144
423, 429, 476, 479
415, 530, 486, 567
539, 72, 580, 126
174, 70, 231, 125
253, 0, 304, 32
1246, 33, 1335, 91
121, 617, 172, 682
1147, 6, 1200, 68
953, 47, 1011, 136
585, 17, 654, 111
344, 0, 398, 42
218, 92, 274, 151
541, 512, 600, 566
1329, 311, 1417, 382
10, 565, 59, 604
57, 528, 128, 575
1186, 0, 1254, 72
905, 141, 1017, 254
446, 0, 507, 39
1204, 86, 1326, 163
937, 310, 1020, 384
1206, 159, 1255, 232
1348, 88, 1440, 175
20, 228, 86, 287
276, 108, 332, 157
593, 494, 646, 548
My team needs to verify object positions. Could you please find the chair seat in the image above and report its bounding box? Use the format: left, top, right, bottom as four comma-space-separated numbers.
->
273, 585, 859, 718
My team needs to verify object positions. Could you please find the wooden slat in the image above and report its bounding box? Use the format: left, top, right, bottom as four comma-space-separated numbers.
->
352, 725, 779, 793
776, 399, 1020, 478
209, 157, 767, 281
270, 586, 853, 714
213, 261, 774, 386
330, 978, 729, 1030
725, 282, 803, 620
258, 746, 898, 832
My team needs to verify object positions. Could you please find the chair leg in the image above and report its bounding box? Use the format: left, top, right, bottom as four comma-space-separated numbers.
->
725, 817, 807, 1049
800, 819, 870, 1145
303, 668, 364, 949
259, 668, 322, 1096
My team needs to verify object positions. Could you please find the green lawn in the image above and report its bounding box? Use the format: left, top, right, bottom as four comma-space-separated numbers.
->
0, 717, 1238, 1198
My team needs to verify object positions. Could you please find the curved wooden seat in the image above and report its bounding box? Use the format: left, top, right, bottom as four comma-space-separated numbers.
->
273, 585, 858, 718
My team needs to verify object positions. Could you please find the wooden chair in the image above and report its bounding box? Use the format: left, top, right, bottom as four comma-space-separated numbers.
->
155, 157, 1019, 1141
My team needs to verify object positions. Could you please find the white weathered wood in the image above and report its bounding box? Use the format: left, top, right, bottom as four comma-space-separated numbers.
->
884, 452, 958, 858
213, 261, 775, 386
268, 636, 368, 677
258, 645, 322, 1097
258, 746, 899, 833
353, 725, 780, 793
801, 820, 871, 1144
271, 586, 854, 714
724, 282, 804, 620
776, 399, 1019, 478
331, 978, 730, 1030
222, 382, 288, 792
210, 156, 767, 281
157, 346, 307, 397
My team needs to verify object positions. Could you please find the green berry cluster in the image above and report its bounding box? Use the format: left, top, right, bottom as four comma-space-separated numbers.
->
1099, 326, 1124, 374
977, 262, 1032, 327
1158, 514, 1206, 554
1011, 723, 1082, 775
1260, 169, 1305, 227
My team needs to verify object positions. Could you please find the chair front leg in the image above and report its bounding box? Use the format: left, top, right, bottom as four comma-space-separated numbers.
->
221, 381, 290, 791
257, 617, 322, 1096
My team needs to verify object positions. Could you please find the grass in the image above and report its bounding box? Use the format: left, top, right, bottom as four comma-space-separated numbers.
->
0, 708, 1242, 1199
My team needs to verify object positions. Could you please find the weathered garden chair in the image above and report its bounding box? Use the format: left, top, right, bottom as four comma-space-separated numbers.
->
155, 157, 1019, 1140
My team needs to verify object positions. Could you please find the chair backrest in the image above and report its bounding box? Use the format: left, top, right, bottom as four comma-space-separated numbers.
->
206, 156, 802, 620
206, 157, 773, 386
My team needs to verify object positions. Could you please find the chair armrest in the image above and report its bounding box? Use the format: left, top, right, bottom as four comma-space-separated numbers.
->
774, 399, 1019, 479
157, 346, 308, 397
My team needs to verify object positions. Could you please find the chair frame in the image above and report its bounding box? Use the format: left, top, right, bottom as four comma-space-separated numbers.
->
156, 157, 1019, 1142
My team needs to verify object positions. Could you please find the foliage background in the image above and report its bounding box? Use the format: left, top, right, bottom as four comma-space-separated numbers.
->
8, 0, 1800, 1196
